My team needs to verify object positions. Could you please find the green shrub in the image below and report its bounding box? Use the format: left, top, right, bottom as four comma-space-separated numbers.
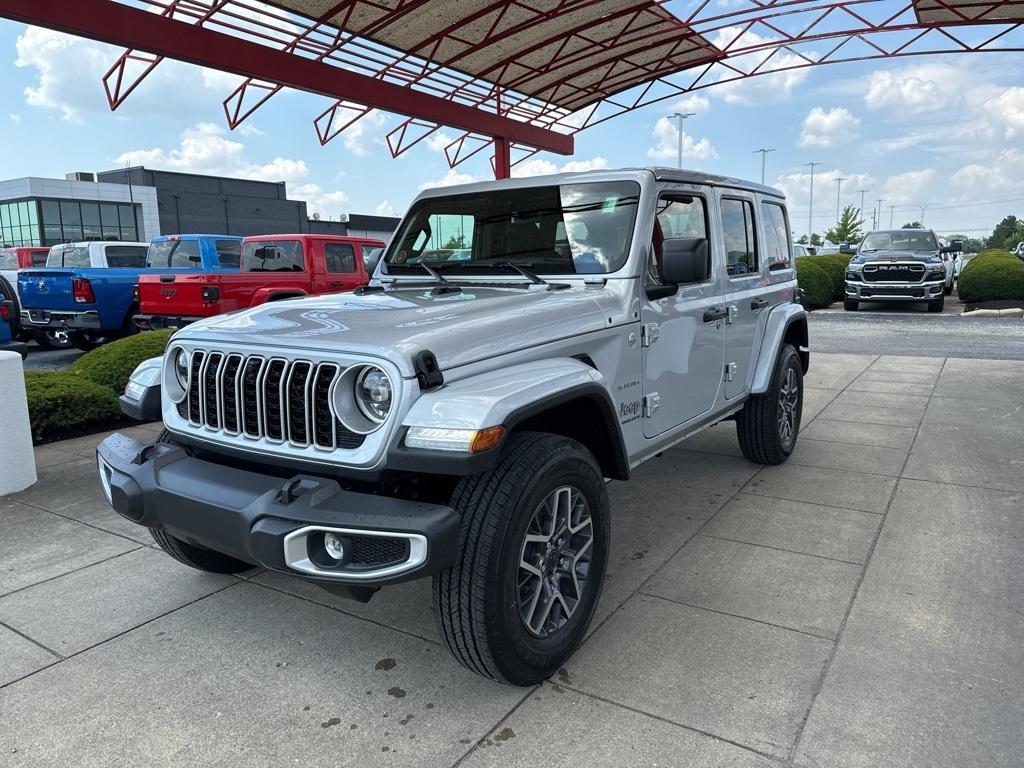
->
958, 250, 1024, 303
68, 330, 173, 395
815, 254, 853, 302
24, 371, 121, 442
795, 258, 835, 309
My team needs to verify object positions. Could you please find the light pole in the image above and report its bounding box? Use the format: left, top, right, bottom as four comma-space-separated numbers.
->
890, 205, 895, 228
754, 148, 775, 184
805, 162, 821, 242
856, 189, 867, 219
876, 199, 884, 230
672, 112, 696, 169
920, 204, 927, 225
835, 176, 846, 224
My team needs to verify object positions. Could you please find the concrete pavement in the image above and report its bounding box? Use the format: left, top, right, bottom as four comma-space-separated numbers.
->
1, 353, 1022, 767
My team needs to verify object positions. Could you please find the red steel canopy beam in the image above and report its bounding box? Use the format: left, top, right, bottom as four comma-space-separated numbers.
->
0, 0, 573, 156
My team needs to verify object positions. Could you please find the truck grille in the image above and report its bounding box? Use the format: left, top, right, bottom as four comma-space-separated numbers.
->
862, 263, 926, 283
175, 352, 364, 450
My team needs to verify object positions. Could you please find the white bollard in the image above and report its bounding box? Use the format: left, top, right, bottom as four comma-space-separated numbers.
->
0, 350, 37, 495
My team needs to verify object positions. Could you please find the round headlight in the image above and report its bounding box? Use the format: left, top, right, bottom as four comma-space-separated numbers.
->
355, 367, 392, 423
174, 348, 189, 388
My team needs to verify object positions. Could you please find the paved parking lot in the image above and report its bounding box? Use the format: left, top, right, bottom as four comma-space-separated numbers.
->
2, 353, 1022, 767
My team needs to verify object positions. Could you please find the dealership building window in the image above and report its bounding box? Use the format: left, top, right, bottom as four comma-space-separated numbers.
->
0, 198, 141, 247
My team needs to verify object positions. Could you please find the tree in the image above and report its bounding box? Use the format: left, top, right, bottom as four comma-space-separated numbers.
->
824, 205, 865, 245
809, 233, 823, 247
901, 221, 923, 229
1003, 220, 1024, 251
442, 234, 467, 249
987, 215, 1018, 250
796, 234, 809, 245
945, 234, 985, 253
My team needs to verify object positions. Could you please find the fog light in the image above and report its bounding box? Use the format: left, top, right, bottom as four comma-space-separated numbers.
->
324, 532, 346, 561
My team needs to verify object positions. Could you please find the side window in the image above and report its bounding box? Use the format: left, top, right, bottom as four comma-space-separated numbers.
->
241, 240, 304, 272
721, 198, 758, 277
650, 195, 708, 285
324, 242, 356, 273
32, 249, 48, 267
363, 246, 384, 275
105, 246, 147, 267
169, 240, 201, 268
761, 202, 792, 271
215, 240, 241, 269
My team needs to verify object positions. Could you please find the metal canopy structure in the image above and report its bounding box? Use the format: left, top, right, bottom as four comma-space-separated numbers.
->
0, 0, 1022, 179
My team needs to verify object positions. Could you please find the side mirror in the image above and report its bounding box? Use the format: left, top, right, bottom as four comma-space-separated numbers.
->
950, 240, 963, 252
661, 237, 710, 284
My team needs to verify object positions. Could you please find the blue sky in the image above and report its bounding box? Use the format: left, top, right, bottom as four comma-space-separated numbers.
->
1, 14, 1022, 238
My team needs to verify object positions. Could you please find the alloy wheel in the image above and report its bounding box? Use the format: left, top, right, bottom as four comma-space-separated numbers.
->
777, 367, 799, 447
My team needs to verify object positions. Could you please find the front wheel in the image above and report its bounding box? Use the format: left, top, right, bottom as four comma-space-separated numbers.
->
843, 298, 859, 311
928, 295, 944, 313
944, 282, 953, 296
736, 344, 803, 465
433, 432, 610, 686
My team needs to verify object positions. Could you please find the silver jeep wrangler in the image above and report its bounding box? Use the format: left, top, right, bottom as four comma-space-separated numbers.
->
99, 168, 808, 685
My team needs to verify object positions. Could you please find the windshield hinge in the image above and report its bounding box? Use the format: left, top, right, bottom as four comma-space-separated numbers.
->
641, 323, 660, 347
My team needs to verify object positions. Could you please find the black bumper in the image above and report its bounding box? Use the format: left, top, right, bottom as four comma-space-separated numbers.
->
96, 433, 460, 594
134, 314, 203, 330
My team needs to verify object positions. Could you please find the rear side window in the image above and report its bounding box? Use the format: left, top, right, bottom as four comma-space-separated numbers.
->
106, 246, 147, 268
363, 246, 384, 275
0, 250, 16, 270
48, 246, 91, 267
761, 202, 792, 271
31, 249, 48, 267
215, 240, 241, 269
721, 198, 758, 277
325, 242, 356, 273
242, 240, 304, 272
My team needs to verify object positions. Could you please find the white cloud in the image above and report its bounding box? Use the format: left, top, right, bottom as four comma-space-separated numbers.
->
668, 94, 710, 116
342, 110, 389, 157
707, 27, 810, 105
560, 157, 610, 173
419, 169, 482, 190
646, 117, 717, 162
950, 148, 1024, 197
881, 169, 937, 205
798, 107, 860, 148
374, 200, 398, 217
14, 27, 239, 122
864, 70, 944, 114
986, 87, 1024, 139
426, 132, 456, 153
237, 123, 265, 137
9, 113, 21, 123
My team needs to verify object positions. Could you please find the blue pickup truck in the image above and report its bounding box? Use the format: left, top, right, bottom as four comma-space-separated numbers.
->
0, 275, 26, 357
18, 235, 241, 351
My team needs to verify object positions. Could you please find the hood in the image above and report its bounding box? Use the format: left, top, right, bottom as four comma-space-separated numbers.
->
856, 249, 939, 263
179, 283, 612, 376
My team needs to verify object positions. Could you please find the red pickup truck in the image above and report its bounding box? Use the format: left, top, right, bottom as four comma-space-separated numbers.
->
135, 234, 385, 329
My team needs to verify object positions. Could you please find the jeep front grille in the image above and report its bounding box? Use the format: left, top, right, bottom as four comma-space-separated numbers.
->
862, 263, 926, 283
176, 352, 364, 450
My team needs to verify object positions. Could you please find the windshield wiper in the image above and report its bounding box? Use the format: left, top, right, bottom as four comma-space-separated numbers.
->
417, 262, 462, 295
492, 262, 570, 291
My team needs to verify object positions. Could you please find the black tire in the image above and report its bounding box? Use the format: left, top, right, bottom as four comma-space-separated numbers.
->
34, 329, 74, 350
843, 298, 859, 311
73, 330, 110, 351
150, 528, 252, 574
944, 282, 953, 296
433, 431, 610, 686
736, 344, 803, 465
928, 294, 944, 313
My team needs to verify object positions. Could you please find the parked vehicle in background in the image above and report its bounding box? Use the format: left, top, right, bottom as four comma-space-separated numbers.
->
103, 167, 809, 685
1013, 241, 1024, 260
844, 229, 961, 312
18, 238, 235, 351
145, 234, 242, 271
793, 244, 810, 258
0, 246, 55, 348
937, 239, 963, 295
135, 234, 384, 330
0, 275, 27, 357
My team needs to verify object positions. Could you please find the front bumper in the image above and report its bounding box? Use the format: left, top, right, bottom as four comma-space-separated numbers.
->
844, 279, 944, 301
134, 314, 204, 331
20, 308, 101, 330
96, 433, 460, 596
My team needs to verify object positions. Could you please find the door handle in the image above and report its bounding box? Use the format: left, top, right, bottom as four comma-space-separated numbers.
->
703, 307, 728, 322
750, 298, 770, 311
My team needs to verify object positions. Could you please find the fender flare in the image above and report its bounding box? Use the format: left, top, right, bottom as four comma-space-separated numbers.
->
750, 303, 809, 394
250, 288, 309, 306
391, 357, 629, 479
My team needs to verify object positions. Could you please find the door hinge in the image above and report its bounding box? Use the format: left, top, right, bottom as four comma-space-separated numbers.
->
724, 362, 738, 382
643, 392, 661, 418
641, 322, 660, 347
726, 304, 739, 324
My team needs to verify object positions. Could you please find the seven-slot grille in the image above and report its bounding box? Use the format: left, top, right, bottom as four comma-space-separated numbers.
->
862, 263, 926, 282
175, 351, 364, 450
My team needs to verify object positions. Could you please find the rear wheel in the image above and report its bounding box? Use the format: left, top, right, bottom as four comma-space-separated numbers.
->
944, 282, 953, 296
73, 331, 110, 351
433, 432, 609, 686
35, 329, 74, 350
843, 298, 859, 311
928, 294, 944, 313
736, 344, 803, 465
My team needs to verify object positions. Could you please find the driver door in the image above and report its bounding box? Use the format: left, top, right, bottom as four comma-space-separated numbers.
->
642, 189, 726, 439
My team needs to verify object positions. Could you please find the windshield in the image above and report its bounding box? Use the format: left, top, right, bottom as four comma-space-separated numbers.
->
0, 250, 17, 270
242, 240, 304, 272
861, 230, 937, 252
384, 181, 641, 275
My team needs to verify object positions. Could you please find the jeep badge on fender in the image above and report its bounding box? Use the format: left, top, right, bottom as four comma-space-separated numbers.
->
99, 167, 809, 686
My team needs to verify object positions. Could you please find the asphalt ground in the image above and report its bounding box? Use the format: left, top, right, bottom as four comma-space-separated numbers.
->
2, 352, 1023, 767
